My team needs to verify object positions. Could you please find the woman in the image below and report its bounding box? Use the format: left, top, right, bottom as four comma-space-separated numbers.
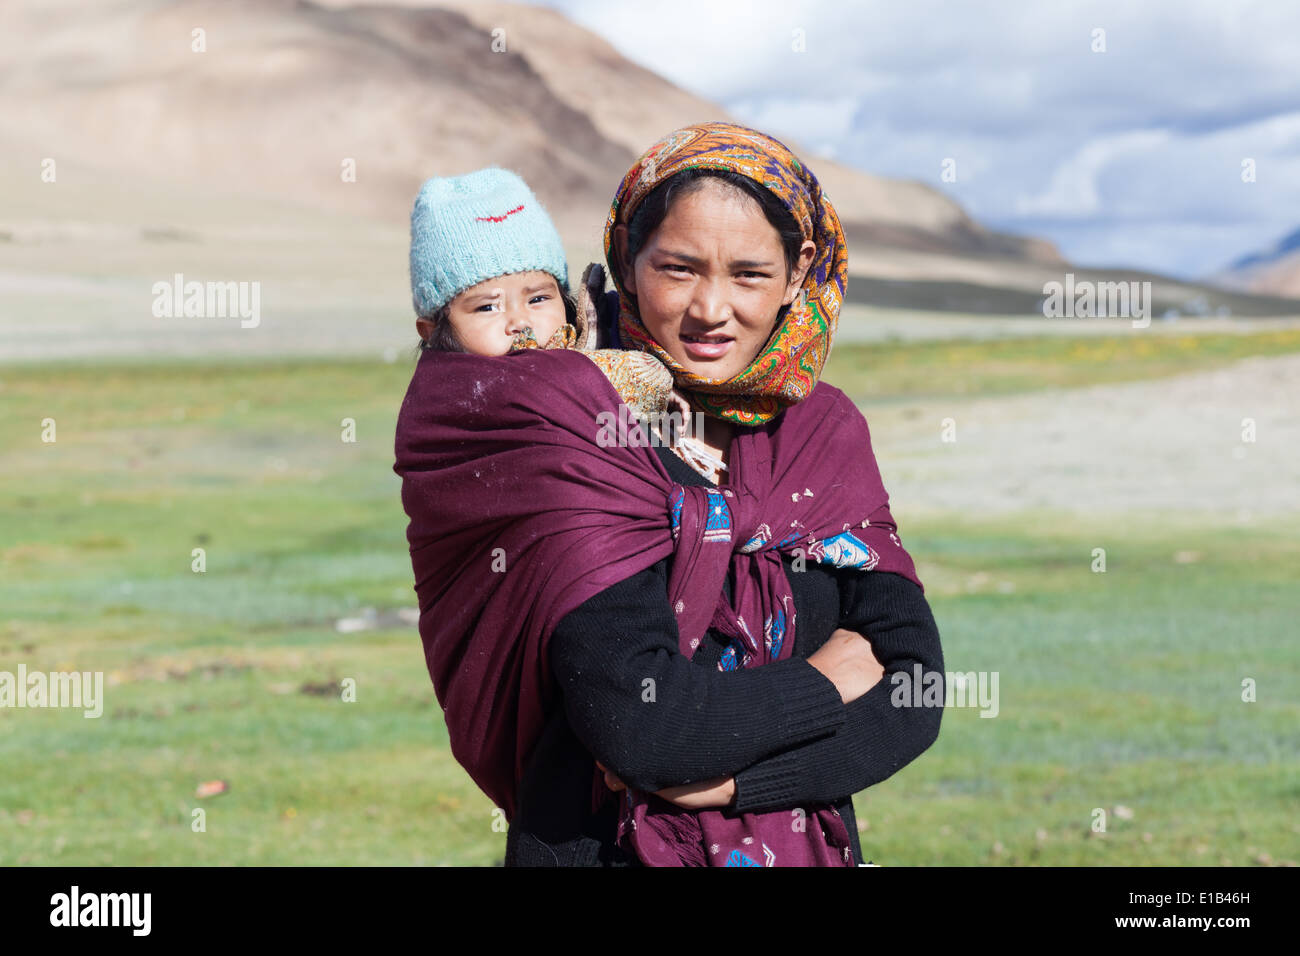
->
393, 122, 945, 866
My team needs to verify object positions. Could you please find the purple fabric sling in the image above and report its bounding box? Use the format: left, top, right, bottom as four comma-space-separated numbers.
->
393, 345, 923, 866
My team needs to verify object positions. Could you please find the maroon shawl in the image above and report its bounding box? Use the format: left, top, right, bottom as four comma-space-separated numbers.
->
393, 345, 922, 865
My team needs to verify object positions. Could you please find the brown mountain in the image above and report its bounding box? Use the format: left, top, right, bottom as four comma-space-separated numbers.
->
1209, 227, 1300, 298
0, 0, 1063, 270
5, 0, 1293, 332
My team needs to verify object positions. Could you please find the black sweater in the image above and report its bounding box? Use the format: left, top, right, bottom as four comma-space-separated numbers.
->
503, 440, 945, 866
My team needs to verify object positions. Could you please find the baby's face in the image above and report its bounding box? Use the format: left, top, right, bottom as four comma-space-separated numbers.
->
445, 271, 566, 356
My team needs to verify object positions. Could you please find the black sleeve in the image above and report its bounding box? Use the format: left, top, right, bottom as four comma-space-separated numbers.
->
730, 571, 945, 813
548, 560, 847, 793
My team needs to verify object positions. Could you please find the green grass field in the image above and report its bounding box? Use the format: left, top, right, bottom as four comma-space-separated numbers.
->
826, 327, 1300, 403
2, 333, 1297, 865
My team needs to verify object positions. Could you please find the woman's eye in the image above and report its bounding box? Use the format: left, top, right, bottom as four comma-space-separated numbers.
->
529, 295, 552, 305
738, 271, 768, 279
662, 264, 690, 274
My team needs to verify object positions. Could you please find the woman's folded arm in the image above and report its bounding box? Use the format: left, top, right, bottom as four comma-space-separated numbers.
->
548, 561, 847, 793
730, 571, 945, 813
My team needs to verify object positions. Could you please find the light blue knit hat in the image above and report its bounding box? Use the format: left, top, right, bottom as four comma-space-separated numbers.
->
409, 167, 570, 317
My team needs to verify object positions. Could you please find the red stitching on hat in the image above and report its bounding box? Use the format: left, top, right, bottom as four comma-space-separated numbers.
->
475, 204, 525, 223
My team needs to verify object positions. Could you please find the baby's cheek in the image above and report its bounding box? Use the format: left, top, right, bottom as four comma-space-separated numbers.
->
537, 305, 568, 341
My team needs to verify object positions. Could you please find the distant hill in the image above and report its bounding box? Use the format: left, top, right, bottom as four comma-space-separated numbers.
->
0, 0, 1062, 269
1210, 227, 1300, 298
0, 0, 1295, 320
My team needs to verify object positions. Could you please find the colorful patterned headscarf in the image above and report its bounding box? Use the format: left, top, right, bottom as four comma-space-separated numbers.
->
603, 122, 848, 426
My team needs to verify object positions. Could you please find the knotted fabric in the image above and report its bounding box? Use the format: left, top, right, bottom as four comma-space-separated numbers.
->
393, 346, 922, 864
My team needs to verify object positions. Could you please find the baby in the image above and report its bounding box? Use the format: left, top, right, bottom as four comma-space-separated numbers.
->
409, 166, 689, 432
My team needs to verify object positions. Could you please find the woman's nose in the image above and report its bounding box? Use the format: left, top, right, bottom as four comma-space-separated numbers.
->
689, 276, 731, 325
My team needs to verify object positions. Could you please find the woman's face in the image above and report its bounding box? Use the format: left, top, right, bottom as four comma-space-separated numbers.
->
420, 271, 566, 356
616, 179, 816, 381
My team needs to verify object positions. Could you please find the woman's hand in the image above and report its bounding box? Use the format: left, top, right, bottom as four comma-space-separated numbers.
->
596, 760, 627, 794
596, 761, 737, 809
806, 628, 886, 705
653, 776, 736, 809
592, 629, 883, 805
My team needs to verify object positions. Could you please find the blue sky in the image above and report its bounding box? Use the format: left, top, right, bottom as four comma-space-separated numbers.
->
531, 0, 1300, 280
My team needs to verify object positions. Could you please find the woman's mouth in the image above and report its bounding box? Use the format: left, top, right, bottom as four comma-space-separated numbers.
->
679, 331, 735, 360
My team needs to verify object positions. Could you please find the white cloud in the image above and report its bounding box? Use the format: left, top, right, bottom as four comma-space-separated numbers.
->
531, 0, 1300, 278
1014, 130, 1172, 218
725, 94, 860, 152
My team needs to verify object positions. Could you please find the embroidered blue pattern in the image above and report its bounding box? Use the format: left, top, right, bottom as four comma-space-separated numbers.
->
702, 488, 732, 543
669, 486, 685, 539
764, 604, 787, 659
739, 522, 771, 553
817, 531, 879, 570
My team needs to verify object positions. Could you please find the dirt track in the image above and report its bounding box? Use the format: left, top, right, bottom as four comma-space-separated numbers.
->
870, 351, 1300, 519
